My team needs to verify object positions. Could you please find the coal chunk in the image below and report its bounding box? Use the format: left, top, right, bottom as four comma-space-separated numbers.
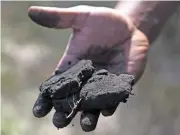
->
39, 60, 95, 99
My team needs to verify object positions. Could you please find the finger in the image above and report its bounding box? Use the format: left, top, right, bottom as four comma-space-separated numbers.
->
28, 6, 90, 29
33, 93, 53, 118
54, 53, 81, 74
80, 110, 100, 132
54, 31, 91, 73
53, 111, 70, 128
101, 106, 118, 117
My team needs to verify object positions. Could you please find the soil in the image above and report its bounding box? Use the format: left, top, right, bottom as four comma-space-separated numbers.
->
39, 60, 135, 127
39, 60, 95, 99
80, 72, 134, 110
52, 70, 134, 112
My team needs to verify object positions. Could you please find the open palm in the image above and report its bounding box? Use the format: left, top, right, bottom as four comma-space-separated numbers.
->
29, 5, 149, 131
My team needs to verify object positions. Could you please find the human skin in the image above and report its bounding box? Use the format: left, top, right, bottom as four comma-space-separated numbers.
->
116, 1, 180, 43
29, 1, 179, 132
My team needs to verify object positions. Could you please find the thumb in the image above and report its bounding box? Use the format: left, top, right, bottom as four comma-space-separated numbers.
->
28, 6, 90, 30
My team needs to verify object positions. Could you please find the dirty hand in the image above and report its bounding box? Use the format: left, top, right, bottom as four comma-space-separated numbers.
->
28, 5, 149, 131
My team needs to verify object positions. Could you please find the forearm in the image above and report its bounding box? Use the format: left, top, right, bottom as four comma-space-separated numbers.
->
116, 1, 180, 43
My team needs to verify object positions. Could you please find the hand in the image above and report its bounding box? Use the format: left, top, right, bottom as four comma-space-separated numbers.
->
29, 5, 149, 131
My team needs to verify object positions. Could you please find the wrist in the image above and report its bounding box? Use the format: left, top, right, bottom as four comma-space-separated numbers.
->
116, 1, 180, 43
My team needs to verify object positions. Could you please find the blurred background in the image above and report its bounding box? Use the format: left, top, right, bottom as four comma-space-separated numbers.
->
1, 1, 180, 135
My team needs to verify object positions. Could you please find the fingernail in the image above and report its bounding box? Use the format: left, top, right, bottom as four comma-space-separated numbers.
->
33, 95, 53, 118
53, 112, 70, 128
80, 111, 100, 132
33, 105, 45, 118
